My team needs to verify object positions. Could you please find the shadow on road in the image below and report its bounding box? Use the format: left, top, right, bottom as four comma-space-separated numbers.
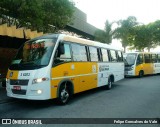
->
4, 84, 121, 109
125, 73, 160, 79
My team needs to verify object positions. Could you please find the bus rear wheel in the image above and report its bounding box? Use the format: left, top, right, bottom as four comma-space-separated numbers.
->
139, 70, 144, 78
57, 83, 70, 105
106, 77, 112, 90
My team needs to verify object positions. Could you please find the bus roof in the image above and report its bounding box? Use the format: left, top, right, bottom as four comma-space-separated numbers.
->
61, 34, 122, 51
30, 34, 122, 51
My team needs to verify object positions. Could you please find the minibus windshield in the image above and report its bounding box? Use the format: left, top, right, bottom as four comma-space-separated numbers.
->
125, 53, 137, 66
10, 38, 56, 70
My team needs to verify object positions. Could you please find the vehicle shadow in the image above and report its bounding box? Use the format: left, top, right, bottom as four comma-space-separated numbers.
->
9, 84, 120, 109
125, 73, 159, 79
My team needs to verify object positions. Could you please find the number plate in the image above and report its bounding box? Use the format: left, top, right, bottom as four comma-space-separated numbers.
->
13, 86, 21, 90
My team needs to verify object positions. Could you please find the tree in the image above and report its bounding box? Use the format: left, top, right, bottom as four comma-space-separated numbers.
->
114, 16, 138, 52
133, 23, 158, 52
41, 0, 75, 32
150, 20, 160, 45
133, 25, 150, 51
94, 20, 115, 44
0, 0, 75, 32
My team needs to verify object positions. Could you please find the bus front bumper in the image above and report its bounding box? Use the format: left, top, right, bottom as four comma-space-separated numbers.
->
125, 70, 135, 76
6, 84, 51, 100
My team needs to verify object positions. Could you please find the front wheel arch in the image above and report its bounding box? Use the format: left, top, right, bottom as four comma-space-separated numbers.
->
139, 70, 144, 78
56, 80, 74, 104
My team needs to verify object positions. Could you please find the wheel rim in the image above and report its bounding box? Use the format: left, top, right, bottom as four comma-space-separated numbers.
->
108, 80, 112, 89
60, 87, 69, 103
139, 71, 143, 77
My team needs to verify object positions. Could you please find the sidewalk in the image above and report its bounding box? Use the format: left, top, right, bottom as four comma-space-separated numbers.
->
0, 82, 13, 104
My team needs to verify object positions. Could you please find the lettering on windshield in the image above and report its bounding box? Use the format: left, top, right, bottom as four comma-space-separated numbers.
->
25, 42, 45, 49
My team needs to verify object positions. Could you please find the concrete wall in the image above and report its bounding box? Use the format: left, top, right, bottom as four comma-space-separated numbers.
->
67, 7, 98, 39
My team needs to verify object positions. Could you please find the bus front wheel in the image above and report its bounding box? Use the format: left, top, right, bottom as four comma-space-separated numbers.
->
139, 70, 144, 78
57, 83, 70, 105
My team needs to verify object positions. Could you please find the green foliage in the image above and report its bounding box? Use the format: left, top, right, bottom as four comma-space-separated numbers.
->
94, 20, 114, 44
132, 22, 160, 51
133, 25, 151, 51
0, 0, 75, 32
114, 16, 138, 52
150, 20, 160, 44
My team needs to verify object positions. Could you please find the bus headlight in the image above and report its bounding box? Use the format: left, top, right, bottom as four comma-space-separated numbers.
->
32, 78, 49, 84
37, 90, 42, 94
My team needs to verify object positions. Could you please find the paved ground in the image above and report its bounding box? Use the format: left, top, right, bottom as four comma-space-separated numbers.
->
0, 82, 15, 104
0, 75, 160, 127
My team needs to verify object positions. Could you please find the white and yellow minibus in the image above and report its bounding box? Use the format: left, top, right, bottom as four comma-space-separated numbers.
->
124, 52, 160, 77
6, 34, 124, 104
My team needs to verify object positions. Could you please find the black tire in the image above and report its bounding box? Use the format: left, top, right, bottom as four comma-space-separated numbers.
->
139, 70, 144, 78
57, 83, 70, 105
106, 77, 112, 90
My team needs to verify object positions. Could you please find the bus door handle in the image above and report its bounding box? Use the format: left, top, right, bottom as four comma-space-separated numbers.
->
81, 80, 85, 82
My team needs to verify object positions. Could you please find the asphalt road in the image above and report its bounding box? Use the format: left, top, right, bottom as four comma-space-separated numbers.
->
0, 75, 160, 127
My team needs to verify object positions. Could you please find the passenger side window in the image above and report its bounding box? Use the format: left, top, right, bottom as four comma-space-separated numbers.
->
110, 50, 117, 62
89, 47, 98, 61
117, 51, 123, 62
144, 54, 151, 63
101, 48, 109, 62
136, 54, 143, 65
71, 44, 87, 61
151, 54, 157, 63
54, 43, 71, 65
158, 54, 160, 62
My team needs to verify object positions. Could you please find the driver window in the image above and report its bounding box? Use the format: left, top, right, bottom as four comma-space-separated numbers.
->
54, 43, 71, 65
136, 54, 143, 65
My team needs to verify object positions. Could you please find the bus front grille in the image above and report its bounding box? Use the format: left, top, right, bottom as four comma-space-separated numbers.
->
12, 89, 26, 95
10, 79, 29, 86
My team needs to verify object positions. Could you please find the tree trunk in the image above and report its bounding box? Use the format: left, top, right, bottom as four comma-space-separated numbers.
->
148, 47, 150, 52
124, 46, 126, 53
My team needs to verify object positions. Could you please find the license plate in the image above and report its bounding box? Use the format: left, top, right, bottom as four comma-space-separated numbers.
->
13, 86, 21, 90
